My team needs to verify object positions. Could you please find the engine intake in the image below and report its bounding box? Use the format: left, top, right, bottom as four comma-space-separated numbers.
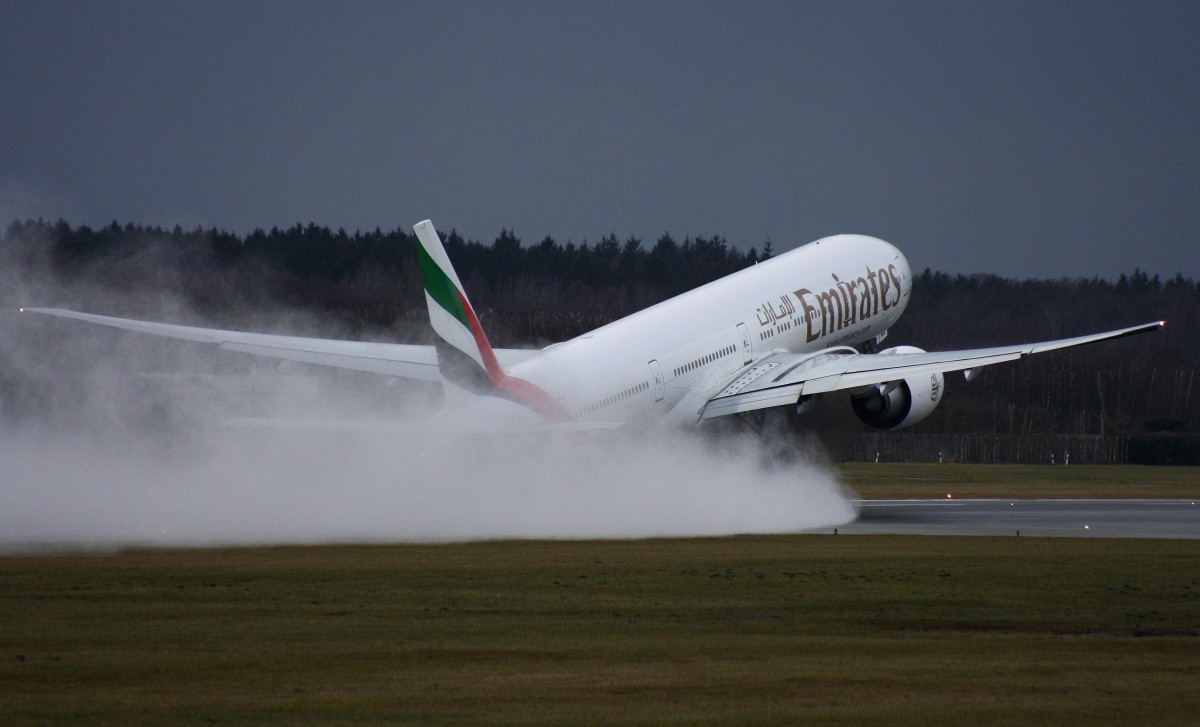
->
850, 346, 944, 429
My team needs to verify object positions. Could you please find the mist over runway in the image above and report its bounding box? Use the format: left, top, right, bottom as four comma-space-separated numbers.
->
0, 423, 859, 550
0, 229, 863, 550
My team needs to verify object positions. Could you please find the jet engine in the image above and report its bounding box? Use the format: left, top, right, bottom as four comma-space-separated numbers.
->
849, 346, 944, 429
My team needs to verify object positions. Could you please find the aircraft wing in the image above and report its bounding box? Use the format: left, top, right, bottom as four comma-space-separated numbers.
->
700, 321, 1165, 420
19, 307, 538, 382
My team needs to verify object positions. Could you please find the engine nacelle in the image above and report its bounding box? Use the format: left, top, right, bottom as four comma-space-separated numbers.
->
850, 346, 944, 429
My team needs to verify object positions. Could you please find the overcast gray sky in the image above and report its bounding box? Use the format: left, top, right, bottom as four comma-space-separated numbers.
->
2, 1, 1197, 279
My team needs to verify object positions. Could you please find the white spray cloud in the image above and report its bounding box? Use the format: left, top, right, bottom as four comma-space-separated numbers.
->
0, 231, 857, 550
1, 425, 856, 548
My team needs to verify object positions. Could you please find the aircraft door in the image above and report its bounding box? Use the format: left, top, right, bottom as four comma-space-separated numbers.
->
737, 323, 753, 364
648, 359, 665, 402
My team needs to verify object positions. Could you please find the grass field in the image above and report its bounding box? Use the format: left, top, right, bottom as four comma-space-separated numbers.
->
3, 535, 1199, 725
839, 462, 1200, 500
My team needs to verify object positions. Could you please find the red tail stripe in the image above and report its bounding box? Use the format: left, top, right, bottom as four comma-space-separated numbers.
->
456, 290, 571, 421
457, 289, 504, 385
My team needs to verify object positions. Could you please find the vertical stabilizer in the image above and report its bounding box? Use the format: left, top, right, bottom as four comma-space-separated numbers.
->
412, 220, 504, 393
412, 220, 571, 421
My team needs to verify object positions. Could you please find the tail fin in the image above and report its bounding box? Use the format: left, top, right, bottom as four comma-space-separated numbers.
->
412, 220, 571, 422
412, 220, 503, 393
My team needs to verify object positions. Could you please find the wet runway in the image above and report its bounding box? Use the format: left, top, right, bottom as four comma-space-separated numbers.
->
841, 499, 1200, 539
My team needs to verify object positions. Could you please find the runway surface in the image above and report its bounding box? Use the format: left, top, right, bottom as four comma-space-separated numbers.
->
841, 499, 1200, 539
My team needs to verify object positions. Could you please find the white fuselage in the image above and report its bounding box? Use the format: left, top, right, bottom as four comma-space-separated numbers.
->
501, 234, 911, 424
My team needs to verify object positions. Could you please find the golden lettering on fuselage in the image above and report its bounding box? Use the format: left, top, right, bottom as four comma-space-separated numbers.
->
755, 294, 796, 327
794, 264, 903, 343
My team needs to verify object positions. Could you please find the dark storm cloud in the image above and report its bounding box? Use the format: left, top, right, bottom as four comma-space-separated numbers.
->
2, 1, 1197, 279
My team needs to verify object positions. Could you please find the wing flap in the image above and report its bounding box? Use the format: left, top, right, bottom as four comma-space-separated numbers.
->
226, 417, 622, 434
217, 341, 442, 381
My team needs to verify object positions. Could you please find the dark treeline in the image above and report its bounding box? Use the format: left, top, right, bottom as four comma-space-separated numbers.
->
4, 219, 1198, 459
6, 219, 761, 343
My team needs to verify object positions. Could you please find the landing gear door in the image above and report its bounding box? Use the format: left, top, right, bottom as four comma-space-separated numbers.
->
648, 359, 665, 402
737, 322, 753, 364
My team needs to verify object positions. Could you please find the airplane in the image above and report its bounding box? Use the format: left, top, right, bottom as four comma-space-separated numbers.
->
21, 220, 1164, 447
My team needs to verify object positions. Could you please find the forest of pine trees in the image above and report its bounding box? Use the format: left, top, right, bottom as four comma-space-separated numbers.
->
3, 219, 1197, 463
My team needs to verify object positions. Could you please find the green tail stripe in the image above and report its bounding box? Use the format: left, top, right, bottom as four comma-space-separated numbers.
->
415, 237, 470, 328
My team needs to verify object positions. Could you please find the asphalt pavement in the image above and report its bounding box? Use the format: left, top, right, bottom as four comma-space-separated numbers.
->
839, 499, 1200, 538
